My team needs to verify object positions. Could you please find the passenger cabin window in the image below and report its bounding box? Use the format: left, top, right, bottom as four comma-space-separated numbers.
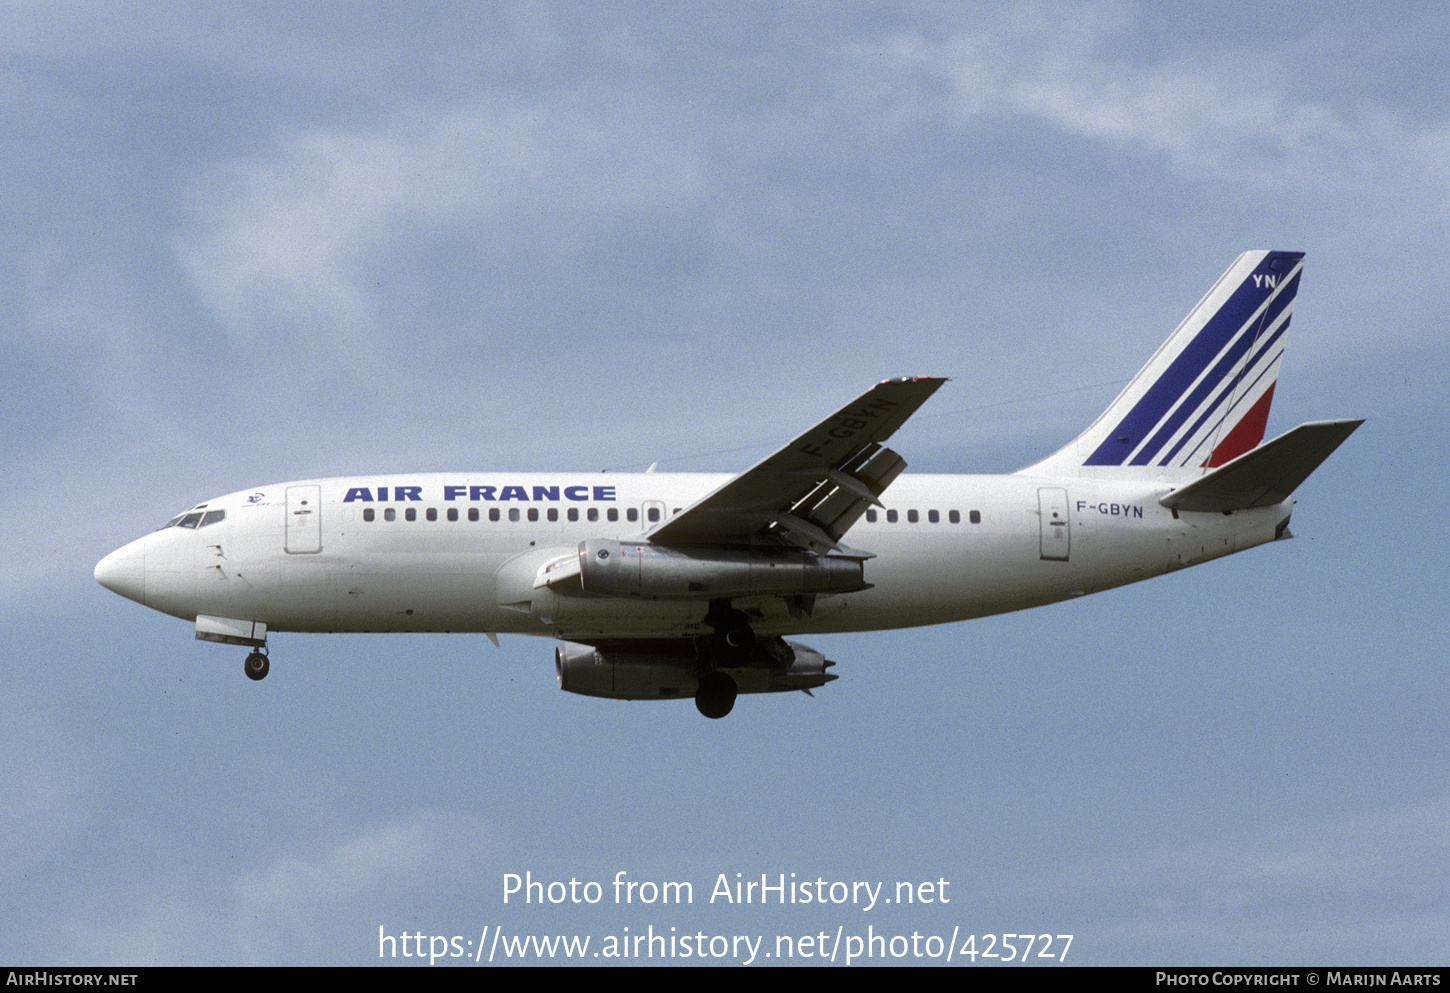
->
865, 508, 973, 525
355, 501, 680, 528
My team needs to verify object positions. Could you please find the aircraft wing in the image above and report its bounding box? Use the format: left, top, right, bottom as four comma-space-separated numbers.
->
646, 377, 946, 555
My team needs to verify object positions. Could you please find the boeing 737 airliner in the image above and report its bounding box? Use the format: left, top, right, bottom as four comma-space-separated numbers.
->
96, 251, 1360, 717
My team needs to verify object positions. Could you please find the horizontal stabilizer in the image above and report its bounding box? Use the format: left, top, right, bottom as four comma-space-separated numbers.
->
1159, 419, 1363, 513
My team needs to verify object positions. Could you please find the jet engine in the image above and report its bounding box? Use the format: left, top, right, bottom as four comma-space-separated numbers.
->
576, 539, 865, 599
554, 636, 835, 714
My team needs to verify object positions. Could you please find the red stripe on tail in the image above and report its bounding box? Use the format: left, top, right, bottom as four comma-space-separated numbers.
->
1204, 382, 1276, 468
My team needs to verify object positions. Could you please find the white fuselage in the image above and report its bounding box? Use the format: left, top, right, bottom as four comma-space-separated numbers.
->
96, 471, 1291, 643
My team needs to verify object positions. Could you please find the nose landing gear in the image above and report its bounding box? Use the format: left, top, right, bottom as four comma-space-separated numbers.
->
244, 649, 270, 681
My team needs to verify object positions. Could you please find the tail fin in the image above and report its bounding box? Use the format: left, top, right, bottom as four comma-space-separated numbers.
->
1019, 250, 1304, 478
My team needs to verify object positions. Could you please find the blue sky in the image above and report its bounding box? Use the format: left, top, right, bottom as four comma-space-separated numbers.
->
3, 1, 1446, 965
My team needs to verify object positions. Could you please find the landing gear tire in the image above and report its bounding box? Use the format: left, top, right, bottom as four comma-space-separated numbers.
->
695, 670, 737, 719
244, 650, 270, 681
722, 623, 755, 651
705, 603, 756, 665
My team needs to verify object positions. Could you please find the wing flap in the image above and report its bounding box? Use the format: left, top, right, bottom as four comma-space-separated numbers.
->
1159, 419, 1363, 513
775, 444, 907, 552
648, 377, 945, 552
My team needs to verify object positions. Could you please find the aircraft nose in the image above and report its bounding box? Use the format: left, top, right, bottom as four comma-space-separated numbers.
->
95, 539, 146, 605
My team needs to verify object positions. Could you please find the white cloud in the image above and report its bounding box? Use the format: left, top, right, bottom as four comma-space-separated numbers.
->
238, 811, 480, 908
855, 7, 1449, 198
174, 98, 705, 367
58, 810, 492, 964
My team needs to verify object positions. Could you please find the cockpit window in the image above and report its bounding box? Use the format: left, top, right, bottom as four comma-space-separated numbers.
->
160, 509, 226, 530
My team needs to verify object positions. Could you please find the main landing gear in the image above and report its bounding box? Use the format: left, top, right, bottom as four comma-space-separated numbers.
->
244, 648, 270, 681
695, 670, 737, 719
695, 600, 751, 719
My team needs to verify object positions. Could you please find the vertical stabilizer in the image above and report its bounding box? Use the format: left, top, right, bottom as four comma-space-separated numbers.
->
1019, 251, 1304, 478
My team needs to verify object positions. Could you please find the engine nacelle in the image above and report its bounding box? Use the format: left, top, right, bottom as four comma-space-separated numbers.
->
577, 539, 865, 600
555, 638, 836, 701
